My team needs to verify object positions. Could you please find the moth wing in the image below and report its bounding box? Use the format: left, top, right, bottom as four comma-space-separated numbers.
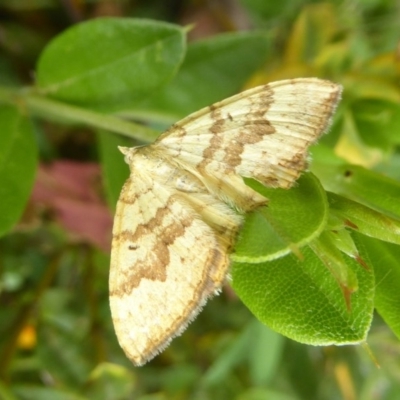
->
109, 162, 230, 366
154, 78, 341, 210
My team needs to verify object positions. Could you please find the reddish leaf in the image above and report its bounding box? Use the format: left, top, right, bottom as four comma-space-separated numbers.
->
31, 160, 113, 251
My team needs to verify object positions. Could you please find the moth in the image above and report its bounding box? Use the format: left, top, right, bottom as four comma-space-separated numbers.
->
109, 78, 342, 365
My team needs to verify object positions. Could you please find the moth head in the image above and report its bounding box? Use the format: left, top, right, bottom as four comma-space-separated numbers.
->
118, 146, 156, 177
118, 146, 141, 165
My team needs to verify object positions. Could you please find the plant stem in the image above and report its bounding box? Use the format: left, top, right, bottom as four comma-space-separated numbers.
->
0, 86, 160, 143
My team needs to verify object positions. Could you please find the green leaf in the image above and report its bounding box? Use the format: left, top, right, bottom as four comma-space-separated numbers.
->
97, 131, 131, 211
134, 31, 271, 122
0, 105, 37, 237
232, 173, 328, 262
352, 98, 400, 150
36, 18, 186, 108
313, 162, 400, 220
322, 222, 360, 259
355, 234, 400, 341
310, 231, 359, 304
328, 192, 400, 245
232, 245, 374, 346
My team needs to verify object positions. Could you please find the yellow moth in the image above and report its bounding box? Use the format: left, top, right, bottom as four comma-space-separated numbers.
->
110, 78, 342, 365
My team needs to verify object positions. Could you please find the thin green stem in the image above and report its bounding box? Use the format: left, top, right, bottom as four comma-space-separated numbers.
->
0, 86, 160, 143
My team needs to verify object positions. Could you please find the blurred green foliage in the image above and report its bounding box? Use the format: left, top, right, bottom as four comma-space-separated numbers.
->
1, 0, 400, 399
